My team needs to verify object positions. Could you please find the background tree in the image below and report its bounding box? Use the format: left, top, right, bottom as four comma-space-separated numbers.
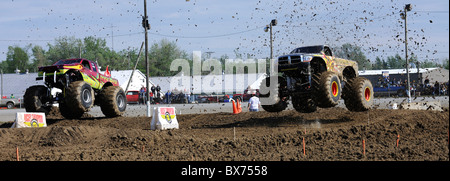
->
372, 56, 388, 70
443, 58, 449, 70
46, 36, 82, 62
5, 45, 31, 73
420, 59, 441, 68
334, 43, 372, 70
386, 54, 405, 69
148, 39, 188, 76
31, 45, 49, 72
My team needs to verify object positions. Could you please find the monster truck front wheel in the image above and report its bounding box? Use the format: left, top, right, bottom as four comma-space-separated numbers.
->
24, 85, 52, 114
259, 76, 288, 112
313, 71, 341, 108
343, 77, 374, 112
99, 86, 127, 117
59, 102, 85, 119
64, 81, 95, 114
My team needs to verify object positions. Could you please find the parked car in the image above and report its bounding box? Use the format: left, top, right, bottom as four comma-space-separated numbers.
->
1, 96, 20, 109
197, 95, 219, 103
233, 88, 259, 102
126, 90, 140, 104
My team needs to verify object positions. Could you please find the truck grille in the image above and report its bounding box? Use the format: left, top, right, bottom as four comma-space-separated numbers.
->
290, 56, 301, 64
278, 56, 289, 65
278, 55, 302, 65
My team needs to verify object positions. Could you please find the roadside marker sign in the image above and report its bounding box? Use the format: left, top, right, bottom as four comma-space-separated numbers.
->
151, 107, 179, 130
11, 112, 47, 128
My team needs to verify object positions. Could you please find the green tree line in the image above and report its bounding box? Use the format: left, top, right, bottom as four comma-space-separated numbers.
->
0, 36, 189, 76
335, 43, 449, 70
1, 38, 448, 76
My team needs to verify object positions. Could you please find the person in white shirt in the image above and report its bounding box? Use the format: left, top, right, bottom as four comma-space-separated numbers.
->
248, 94, 261, 112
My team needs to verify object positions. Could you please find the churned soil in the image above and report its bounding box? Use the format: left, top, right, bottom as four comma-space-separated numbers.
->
0, 107, 448, 161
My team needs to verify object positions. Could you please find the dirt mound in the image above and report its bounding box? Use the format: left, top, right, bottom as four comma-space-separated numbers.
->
47, 106, 94, 120
0, 108, 448, 161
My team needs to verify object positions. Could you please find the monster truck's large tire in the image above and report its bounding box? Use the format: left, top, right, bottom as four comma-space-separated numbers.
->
23, 85, 52, 114
99, 86, 127, 118
259, 76, 288, 112
343, 77, 373, 112
312, 71, 341, 108
59, 102, 84, 119
292, 95, 317, 113
64, 81, 95, 114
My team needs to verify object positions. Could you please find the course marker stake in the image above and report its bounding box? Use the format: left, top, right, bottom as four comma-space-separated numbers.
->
363, 139, 366, 156
16, 147, 19, 161
396, 135, 400, 148
302, 137, 306, 156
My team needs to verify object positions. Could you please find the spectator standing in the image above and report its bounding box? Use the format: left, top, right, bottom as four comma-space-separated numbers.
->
434, 81, 440, 95
248, 94, 261, 112
156, 84, 161, 95
149, 91, 153, 104
140, 86, 148, 104
151, 85, 156, 98
440, 83, 446, 96
165, 90, 172, 104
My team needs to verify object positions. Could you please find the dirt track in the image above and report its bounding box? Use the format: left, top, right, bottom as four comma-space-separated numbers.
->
0, 107, 448, 161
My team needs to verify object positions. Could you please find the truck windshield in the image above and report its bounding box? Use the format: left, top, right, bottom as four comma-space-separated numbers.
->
290, 46, 323, 54
53, 59, 82, 65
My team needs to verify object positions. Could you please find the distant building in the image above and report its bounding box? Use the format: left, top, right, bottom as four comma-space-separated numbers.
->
358, 68, 448, 87
420, 68, 449, 83
107, 69, 153, 92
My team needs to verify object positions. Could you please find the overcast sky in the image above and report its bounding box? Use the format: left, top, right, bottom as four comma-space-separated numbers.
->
0, 0, 448, 65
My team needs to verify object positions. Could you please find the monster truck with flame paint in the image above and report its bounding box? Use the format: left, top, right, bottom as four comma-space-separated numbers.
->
260, 45, 373, 113
24, 58, 126, 118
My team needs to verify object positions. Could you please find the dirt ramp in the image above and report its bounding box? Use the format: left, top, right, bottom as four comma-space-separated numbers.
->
0, 108, 448, 161
39, 126, 90, 147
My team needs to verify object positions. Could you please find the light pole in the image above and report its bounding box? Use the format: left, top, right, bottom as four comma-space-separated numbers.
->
264, 19, 277, 60
142, 0, 151, 117
265, 19, 277, 73
401, 4, 412, 103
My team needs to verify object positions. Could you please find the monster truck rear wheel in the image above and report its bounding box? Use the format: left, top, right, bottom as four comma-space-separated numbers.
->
260, 76, 288, 112
64, 81, 95, 115
99, 86, 127, 118
343, 77, 374, 112
313, 72, 341, 108
24, 85, 52, 114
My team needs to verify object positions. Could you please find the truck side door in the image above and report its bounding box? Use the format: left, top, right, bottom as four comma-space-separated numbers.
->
81, 60, 100, 89
323, 46, 336, 71
89, 61, 101, 89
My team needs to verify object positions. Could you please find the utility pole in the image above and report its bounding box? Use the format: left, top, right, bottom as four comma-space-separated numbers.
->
1, 69, 3, 98
269, 24, 273, 60
264, 19, 277, 73
111, 24, 117, 51
401, 4, 412, 103
142, 0, 151, 117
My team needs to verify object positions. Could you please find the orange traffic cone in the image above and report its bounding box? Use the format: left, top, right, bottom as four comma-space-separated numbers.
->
232, 100, 239, 114
236, 99, 242, 113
